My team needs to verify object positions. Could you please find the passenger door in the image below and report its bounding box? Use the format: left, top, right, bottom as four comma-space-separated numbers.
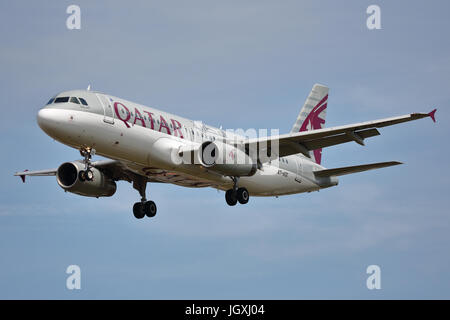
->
96, 93, 115, 124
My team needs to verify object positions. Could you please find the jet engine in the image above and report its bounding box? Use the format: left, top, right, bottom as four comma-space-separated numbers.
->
196, 140, 257, 176
56, 161, 116, 197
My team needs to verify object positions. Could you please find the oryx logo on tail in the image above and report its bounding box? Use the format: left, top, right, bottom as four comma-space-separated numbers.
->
291, 84, 329, 164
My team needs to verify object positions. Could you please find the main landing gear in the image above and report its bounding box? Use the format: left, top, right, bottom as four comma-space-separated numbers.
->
225, 177, 250, 206
132, 176, 157, 219
133, 201, 157, 219
79, 147, 95, 182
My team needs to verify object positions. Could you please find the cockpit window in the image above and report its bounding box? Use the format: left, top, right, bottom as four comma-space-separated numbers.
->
46, 97, 55, 105
70, 97, 80, 104
78, 98, 88, 106
54, 97, 69, 103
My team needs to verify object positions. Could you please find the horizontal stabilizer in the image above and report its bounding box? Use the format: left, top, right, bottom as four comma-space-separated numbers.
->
314, 161, 402, 177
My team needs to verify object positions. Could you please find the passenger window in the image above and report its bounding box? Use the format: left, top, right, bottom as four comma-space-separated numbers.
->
54, 97, 69, 103
78, 98, 88, 106
70, 97, 80, 104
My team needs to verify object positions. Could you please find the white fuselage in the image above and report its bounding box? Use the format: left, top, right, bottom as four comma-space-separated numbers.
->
37, 90, 336, 196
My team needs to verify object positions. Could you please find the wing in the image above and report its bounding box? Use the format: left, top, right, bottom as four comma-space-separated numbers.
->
245, 110, 436, 161
92, 160, 215, 187
13, 160, 131, 183
14, 159, 214, 188
14, 168, 57, 182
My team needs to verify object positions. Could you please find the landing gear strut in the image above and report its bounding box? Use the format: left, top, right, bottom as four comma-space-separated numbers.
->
225, 177, 249, 206
132, 176, 157, 219
79, 147, 95, 182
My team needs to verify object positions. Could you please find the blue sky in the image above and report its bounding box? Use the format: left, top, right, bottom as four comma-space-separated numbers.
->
0, 0, 449, 299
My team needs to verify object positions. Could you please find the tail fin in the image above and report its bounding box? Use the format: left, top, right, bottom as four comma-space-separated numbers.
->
290, 83, 329, 164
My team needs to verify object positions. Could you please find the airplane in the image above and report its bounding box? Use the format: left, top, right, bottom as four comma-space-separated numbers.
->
14, 84, 436, 219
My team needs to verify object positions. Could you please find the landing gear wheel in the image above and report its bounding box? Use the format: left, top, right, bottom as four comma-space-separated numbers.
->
85, 169, 94, 181
225, 189, 238, 206
78, 170, 86, 182
133, 202, 145, 219
237, 187, 249, 204
144, 201, 157, 218
78, 169, 94, 182
132, 176, 157, 220
79, 147, 95, 181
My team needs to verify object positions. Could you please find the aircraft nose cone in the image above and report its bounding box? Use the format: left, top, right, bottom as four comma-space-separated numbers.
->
37, 108, 56, 131
36, 107, 80, 144
37, 108, 66, 139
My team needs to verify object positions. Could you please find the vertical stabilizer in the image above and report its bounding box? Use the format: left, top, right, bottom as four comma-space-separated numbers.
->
290, 84, 329, 164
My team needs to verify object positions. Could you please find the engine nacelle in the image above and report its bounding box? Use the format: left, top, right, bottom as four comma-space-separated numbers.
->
56, 161, 116, 197
197, 140, 257, 176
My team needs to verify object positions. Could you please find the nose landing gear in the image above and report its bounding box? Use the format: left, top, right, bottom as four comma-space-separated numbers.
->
79, 147, 95, 182
78, 168, 94, 182
225, 177, 250, 206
